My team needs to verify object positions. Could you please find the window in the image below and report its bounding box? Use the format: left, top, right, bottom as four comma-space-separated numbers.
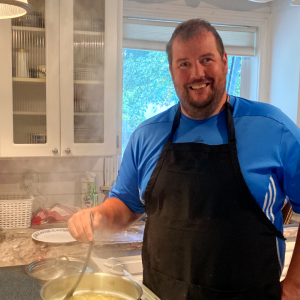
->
122, 49, 244, 154
122, 17, 258, 153
227, 56, 242, 96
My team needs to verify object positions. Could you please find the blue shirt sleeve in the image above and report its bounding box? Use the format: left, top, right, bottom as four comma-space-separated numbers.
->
109, 132, 145, 214
280, 117, 300, 213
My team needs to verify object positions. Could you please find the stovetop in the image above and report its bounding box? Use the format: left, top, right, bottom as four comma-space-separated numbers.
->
92, 257, 160, 300
0, 258, 160, 300
0, 265, 42, 300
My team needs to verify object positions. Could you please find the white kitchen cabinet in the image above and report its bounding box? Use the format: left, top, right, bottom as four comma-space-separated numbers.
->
0, 0, 122, 157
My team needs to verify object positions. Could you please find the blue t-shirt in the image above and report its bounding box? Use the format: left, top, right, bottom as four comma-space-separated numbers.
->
110, 96, 300, 270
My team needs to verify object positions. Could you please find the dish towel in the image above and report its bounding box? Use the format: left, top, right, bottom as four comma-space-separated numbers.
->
32, 203, 82, 225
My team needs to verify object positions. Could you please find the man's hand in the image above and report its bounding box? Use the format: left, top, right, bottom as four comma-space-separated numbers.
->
68, 197, 143, 244
281, 279, 300, 300
281, 223, 300, 300
68, 207, 101, 243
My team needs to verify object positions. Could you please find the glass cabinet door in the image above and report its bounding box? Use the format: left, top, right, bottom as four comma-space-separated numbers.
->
0, 0, 121, 157
0, 0, 60, 157
60, 0, 122, 156
11, 0, 46, 145
73, 0, 105, 144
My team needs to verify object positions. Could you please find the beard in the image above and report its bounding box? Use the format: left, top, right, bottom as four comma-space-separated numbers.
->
174, 69, 227, 120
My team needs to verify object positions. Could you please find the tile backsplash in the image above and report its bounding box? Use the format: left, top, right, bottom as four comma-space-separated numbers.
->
0, 156, 116, 212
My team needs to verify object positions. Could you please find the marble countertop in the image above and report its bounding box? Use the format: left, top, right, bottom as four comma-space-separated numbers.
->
284, 213, 300, 238
283, 224, 299, 238
0, 216, 298, 268
0, 222, 144, 268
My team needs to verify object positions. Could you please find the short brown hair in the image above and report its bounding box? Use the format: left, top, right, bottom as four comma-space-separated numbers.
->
166, 18, 225, 66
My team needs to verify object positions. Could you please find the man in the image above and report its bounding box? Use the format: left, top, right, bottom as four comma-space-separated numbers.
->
68, 19, 300, 299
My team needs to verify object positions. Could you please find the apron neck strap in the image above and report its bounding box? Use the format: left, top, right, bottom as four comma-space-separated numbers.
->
225, 101, 237, 144
171, 96, 236, 143
171, 103, 182, 137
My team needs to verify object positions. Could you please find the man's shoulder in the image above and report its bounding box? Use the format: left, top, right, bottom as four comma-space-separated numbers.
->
134, 103, 178, 134
233, 96, 288, 125
126, 104, 178, 161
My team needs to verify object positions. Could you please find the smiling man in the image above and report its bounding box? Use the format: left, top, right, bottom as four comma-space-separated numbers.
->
68, 19, 300, 300
169, 26, 228, 120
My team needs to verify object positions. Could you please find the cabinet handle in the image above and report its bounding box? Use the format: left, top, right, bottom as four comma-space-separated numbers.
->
52, 148, 58, 155
65, 148, 71, 154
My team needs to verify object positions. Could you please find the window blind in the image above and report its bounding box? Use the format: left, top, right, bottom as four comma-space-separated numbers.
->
123, 17, 256, 56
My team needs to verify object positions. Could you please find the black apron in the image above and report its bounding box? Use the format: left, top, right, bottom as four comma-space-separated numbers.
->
142, 102, 285, 300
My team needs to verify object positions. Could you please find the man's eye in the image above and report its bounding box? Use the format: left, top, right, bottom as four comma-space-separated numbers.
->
180, 62, 189, 67
203, 58, 212, 63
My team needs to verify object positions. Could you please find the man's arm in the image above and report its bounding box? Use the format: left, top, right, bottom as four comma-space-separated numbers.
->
281, 223, 300, 299
68, 197, 143, 243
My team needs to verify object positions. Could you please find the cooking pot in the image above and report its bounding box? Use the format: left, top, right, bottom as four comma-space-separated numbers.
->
40, 272, 143, 300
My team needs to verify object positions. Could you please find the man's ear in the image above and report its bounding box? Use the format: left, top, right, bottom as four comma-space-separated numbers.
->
223, 52, 228, 74
169, 65, 173, 79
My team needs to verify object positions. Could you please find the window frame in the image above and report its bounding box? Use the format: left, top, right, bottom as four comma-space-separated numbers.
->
123, 1, 272, 104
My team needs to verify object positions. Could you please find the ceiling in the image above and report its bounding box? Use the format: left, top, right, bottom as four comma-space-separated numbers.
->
128, 0, 272, 12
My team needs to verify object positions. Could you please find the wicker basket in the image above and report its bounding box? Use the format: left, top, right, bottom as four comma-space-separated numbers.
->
0, 193, 34, 229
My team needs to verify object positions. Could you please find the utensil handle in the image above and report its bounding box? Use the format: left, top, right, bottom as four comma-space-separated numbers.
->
90, 211, 94, 234
64, 243, 93, 299
64, 212, 94, 299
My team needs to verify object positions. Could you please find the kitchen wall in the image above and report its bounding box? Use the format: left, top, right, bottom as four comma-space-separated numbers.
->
126, 0, 271, 13
269, 0, 300, 125
0, 156, 111, 212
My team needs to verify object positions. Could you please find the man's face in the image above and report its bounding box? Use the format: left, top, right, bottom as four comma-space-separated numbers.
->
170, 30, 228, 119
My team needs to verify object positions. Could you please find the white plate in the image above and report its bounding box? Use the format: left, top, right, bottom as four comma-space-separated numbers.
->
32, 228, 76, 244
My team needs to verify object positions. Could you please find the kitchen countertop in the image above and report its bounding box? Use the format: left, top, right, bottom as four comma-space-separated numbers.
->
0, 222, 144, 268
283, 225, 299, 238
0, 264, 43, 300
0, 215, 299, 268
284, 213, 300, 238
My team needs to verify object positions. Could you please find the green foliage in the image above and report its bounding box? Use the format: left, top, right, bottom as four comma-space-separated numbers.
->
234, 59, 242, 97
226, 56, 241, 97
123, 49, 241, 133
123, 49, 178, 131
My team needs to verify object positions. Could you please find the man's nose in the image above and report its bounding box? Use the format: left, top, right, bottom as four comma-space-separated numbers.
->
191, 62, 205, 79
